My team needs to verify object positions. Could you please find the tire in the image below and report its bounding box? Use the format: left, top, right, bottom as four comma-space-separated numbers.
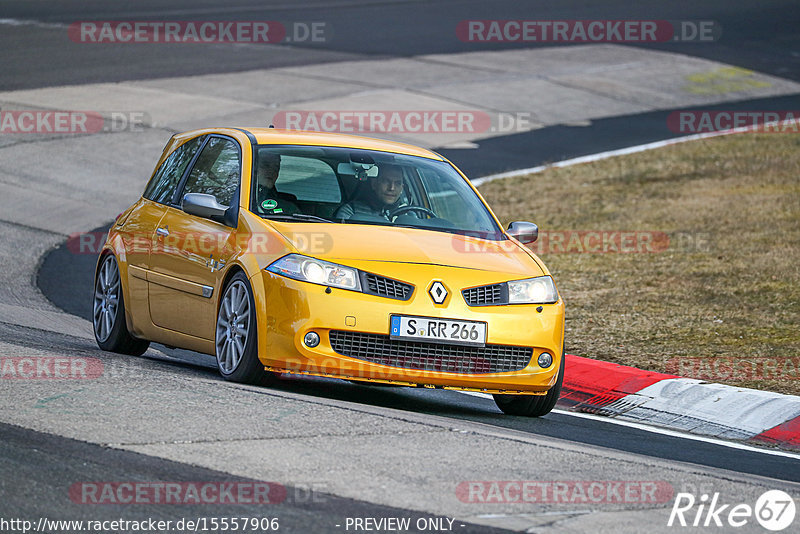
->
215, 271, 277, 385
493, 351, 565, 417
93, 254, 150, 356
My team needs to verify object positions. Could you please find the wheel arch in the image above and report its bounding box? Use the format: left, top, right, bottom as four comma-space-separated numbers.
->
217, 264, 248, 310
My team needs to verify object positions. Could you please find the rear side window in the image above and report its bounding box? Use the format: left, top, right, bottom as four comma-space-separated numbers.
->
271, 154, 341, 203
181, 137, 241, 207
143, 136, 204, 204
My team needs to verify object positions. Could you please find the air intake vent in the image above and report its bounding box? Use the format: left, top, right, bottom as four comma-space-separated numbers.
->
462, 283, 507, 306
361, 272, 414, 301
329, 330, 532, 374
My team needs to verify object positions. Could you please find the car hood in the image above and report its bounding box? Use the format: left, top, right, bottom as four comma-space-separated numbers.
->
269, 222, 545, 277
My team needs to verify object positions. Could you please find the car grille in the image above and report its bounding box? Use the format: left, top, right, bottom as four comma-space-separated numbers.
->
329, 330, 532, 374
362, 273, 413, 301
462, 283, 506, 306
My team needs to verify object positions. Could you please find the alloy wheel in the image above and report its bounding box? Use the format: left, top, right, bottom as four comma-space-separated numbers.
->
93, 256, 120, 343
215, 280, 251, 374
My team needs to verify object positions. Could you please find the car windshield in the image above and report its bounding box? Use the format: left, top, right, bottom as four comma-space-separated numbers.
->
251, 145, 505, 240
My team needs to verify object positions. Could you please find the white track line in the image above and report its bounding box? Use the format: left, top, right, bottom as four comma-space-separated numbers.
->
471, 120, 797, 187
0, 18, 67, 30
552, 409, 800, 459
457, 390, 800, 459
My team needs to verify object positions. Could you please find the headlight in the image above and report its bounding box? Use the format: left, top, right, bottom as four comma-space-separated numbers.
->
267, 254, 362, 291
507, 276, 558, 304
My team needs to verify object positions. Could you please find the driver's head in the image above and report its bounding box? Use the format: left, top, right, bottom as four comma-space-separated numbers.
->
370, 164, 404, 206
257, 152, 281, 189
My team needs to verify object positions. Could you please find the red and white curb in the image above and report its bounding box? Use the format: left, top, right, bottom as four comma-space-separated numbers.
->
468, 126, 800, 453
558, 355, 800, 451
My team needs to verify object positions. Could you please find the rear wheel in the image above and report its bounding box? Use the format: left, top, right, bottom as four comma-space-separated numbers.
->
215, 272, 277, 385
93, 254, 149, 356
493, 351, 565, 417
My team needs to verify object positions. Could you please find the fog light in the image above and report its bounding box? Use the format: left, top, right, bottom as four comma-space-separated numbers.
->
304, 331, 320, 348
538, 352, 553, 368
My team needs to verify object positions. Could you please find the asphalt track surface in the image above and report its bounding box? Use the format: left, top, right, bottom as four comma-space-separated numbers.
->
1, 0, 799, 89
0, 418, 507, 534
5, 0, 800, 531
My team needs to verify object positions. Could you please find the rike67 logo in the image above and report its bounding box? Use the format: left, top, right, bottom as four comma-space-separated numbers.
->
668, 490, 796, 531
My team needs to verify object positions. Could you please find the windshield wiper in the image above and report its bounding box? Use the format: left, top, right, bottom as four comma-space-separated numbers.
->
264, 213, 335, 223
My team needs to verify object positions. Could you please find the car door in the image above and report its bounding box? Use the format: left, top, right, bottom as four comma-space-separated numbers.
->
147, 135, 241, 340
120, 134, 206, 327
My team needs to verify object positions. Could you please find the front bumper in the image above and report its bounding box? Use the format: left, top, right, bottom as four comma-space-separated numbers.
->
251, 264, 565, 394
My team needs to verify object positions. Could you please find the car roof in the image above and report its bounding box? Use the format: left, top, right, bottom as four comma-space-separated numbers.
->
175, 127, 444, 161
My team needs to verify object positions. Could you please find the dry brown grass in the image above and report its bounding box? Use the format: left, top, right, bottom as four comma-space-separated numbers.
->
478, 133, 800, 395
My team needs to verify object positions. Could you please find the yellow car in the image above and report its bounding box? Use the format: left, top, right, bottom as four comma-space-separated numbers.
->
93, 128, 565, 416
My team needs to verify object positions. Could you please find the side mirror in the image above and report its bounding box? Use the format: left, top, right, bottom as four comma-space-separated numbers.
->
507, 221, 538, 244
182, 193, 228, 220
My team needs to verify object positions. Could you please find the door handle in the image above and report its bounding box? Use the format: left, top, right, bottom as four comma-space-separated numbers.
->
156, 227, 170, 237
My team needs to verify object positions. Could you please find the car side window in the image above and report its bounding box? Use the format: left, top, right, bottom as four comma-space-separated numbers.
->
181, 137, 241, 207
273, 155, 342, 203
143, 136, 204, 204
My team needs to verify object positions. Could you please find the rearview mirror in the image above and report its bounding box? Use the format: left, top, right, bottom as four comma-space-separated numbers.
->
337, 162, 379, 180
507, 221, 539, 244
182, 193, 228, 220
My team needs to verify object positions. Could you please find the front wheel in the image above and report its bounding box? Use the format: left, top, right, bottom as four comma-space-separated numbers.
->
93, 254, 149, 356
215, 272, 277, 385
493, 352, 565, 417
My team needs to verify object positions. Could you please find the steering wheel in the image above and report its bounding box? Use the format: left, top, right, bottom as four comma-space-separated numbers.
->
389, 205, 437, 219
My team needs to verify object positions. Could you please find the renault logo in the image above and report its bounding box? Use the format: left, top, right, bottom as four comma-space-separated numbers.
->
428, 281, 448, 304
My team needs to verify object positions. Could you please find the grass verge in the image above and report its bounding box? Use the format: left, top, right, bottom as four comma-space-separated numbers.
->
478, 133, 800, 395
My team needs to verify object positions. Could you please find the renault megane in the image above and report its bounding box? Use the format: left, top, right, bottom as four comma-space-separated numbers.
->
93, 128, 565, 416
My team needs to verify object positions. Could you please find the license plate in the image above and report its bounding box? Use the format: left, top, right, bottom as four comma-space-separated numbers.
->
390, 315, 487, 347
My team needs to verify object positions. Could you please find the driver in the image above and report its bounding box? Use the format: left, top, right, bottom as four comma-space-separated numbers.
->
334, 164, 410, 221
